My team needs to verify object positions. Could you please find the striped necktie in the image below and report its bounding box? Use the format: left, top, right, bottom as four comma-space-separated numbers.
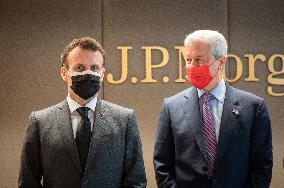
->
202, 92, 217, 177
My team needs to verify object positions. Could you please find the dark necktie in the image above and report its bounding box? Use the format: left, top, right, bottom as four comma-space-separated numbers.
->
76, 107, 92, 172
202, 93, 217, 177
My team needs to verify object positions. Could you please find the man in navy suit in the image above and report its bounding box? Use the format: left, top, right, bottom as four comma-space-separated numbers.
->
153, 30, 272, 188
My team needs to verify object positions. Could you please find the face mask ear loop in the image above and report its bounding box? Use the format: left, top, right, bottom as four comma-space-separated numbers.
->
208, 58, 218, 67
211, 59, 222, 78
63, 66, 71, 77
67, 71, 72, 77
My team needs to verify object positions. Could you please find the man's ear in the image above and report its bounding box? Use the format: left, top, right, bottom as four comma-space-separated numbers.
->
100, 67, 105, 81
218, 55, 227, 70
60, 67, 68, 82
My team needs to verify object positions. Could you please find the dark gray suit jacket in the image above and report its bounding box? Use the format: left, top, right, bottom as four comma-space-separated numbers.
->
153, 84, 272, 188
19, 98, 146, 188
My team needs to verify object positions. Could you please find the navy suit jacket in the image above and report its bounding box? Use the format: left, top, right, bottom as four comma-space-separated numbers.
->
153, 84, 272, 188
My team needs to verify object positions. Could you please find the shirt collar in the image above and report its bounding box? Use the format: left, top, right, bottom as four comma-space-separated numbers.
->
66, 95, 97, 114
197, 78, 226, 103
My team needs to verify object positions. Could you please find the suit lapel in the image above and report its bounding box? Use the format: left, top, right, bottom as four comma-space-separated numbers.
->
181, 88, 206, 158
216, 84, 241, 162
85, 98, 109, 173
56, 100, 82, 174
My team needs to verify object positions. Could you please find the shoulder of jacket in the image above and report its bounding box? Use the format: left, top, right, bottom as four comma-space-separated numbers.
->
101, 100, 133, 115
32, 100, 66, 118
227, 85, 263, 103
165, 87, 194, 103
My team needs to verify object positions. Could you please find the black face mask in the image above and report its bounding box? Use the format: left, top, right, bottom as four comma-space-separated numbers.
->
70, 74, 101, 100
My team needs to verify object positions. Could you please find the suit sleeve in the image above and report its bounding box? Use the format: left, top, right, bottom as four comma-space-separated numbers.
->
18, 112, 43, 188
153, 99, 177, 188
122, 110, 147, 188
246, 99, 273, 188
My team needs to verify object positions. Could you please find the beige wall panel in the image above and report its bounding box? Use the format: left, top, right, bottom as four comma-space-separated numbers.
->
0, 0, 102, 187
229, 1, 284, 187
1, 0, 282, 187
102, 1, 228, 187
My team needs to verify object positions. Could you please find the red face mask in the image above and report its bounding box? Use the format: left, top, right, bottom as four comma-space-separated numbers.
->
185, 61, 217, 90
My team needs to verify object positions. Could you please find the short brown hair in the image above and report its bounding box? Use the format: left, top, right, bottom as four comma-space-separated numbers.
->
61, 37, 105, 68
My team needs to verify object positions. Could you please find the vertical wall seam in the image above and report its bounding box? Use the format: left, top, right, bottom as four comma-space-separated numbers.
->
227, 0, 231, 81
101, 0, 105, 100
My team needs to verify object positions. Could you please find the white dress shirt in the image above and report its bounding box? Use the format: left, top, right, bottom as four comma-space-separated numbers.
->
66, 96, 97, 138
197, 79, 226, 141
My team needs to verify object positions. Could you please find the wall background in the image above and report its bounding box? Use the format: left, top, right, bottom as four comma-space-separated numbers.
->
0, 0, 283, 187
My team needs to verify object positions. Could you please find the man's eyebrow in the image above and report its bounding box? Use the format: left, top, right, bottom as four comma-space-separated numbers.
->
74, 63, 84, 66
196, 55, 205, 58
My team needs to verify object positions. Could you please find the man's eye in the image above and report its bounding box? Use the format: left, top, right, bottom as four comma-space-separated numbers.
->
75, 66, 84, 72
91, 66, 102, 72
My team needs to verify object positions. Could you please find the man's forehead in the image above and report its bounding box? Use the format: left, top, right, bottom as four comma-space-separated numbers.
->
67, 47, 103, 63
185, 42, 210, 56
66, 47, 104, 67
185, 49, 210, 58
69, 46, 102, 57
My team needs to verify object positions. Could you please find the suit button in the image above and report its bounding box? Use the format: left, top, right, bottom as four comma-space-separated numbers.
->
202, 166, 208, 172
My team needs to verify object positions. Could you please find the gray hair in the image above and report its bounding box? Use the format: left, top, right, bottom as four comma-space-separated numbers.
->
184, 30, 228, 59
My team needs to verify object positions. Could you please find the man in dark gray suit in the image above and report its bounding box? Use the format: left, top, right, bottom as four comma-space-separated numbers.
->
153, 30, 272, 188
19, 37, 147, 188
